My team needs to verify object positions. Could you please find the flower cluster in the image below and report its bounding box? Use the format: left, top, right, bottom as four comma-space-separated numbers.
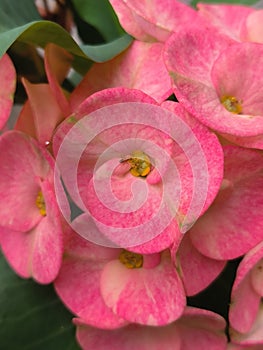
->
1, 0, 263, 349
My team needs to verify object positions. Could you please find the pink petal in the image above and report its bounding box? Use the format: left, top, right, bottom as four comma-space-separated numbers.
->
177, 307, 227, 350
0, 54, 16, 130
177, 233, 226, 296
162, 101, 224, 215
0, 131, 50, 231
100, 253, 186, 326
110, 0, 200, 42
229, 275, 261, 334
231, 305, 263, 345
0, 226, 34, 278
245, 10, 263, 43
44, 43, 72, 116
75, 318, 182, 350
109, 0, 152, 41
31, 178, 63, 284
70, 40, 172, 104
15, 101, 37, 139
74, 306, 227, 350
250, 259, 263, 296
130, 219, 182, 254
54, 258, 126, 329
164, 26, 234, 87
197, 4, 253, 41
190, 146, 263, 260
220, 133, 263, 150
59, 87, 157, 155
21, 79, 64, 146
54, 229, 125, 329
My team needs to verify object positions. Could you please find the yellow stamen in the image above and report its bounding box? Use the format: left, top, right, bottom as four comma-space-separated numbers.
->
221, 95, 242, 114
125, 151, 151, 177
119, 250, 143, 269
36, 191, 46, 216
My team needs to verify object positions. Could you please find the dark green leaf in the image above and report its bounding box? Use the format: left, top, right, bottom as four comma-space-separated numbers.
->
0, 253, 80, 350
71, 0, 125, 41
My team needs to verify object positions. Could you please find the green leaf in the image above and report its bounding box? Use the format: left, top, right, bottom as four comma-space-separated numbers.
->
191, 0, 258, 6
71, 0, 125, 41
0, 0, 132, 75
0, 253, 80, 350
80, 34, 133, 62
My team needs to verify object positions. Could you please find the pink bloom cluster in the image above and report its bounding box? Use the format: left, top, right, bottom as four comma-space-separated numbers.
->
1, 1, 263, 348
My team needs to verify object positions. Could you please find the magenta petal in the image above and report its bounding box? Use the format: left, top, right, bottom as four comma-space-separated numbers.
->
190, 146, 263, 260
0, 131, 50, 231
100, 253, 186, 326
177, 234, 226, 296
0, 54, 16, 130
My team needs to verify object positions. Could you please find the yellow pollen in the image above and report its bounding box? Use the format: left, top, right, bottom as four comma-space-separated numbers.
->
119, 250, 143, 269
221, 95, 242, 114
125, 151, 151, 177
36, 191, 46, 216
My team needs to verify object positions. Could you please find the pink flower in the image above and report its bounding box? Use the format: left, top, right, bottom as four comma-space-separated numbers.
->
164, 26, 263, 143
54, 88, 223, 252
0, 130, 63, 283
229, 240, 263, 345
54, 228, 186, 327
0, 54, 16, 130
74, 307, 227, 350
187, 145, 263, 260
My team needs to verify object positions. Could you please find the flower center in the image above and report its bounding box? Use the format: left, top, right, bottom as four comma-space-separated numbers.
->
36, 191, 46, 216
221, 95, 242, 114
119, 250, 143, 269
123, 151, 151, 177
